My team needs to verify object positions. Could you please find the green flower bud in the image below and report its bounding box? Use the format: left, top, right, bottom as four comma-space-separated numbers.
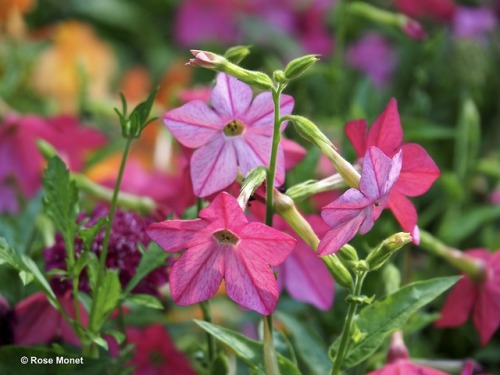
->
366, 232, 412, 271
237, 166, 267, 209
322, 254, 354, 290
284, 54, 319, 80
224, 45, 251, 64
273, 70, 287, 84
337, 244, 359, 267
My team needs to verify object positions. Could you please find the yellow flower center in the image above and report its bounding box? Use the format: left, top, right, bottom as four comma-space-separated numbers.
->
223, 120, 245, 136
213, 229, 239, 245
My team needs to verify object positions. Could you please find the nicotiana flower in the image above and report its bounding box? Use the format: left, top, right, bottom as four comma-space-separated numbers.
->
13, 292, 87, 346
147, 192, 296, 315
44, 206, 168, 297
345, 99, 440, 243
435, 249, 500, 346
127, 324, 195, 375
318, 146, 402, 255
368, 331, 448, 375
164, 73, 294, 197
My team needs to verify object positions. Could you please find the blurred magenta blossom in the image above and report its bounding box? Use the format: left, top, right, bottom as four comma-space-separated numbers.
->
395, 0, 455, 22
319, 146, 402, 255
346, 33, 397, 88
435, 249, 500, 346
0, 114, 106, 213
147, 192, 296, 315
175, 0, 334, 55
127, 324, 195, 375
453, 6, 497, 40
345, 99, 440, 243
164, 73, 295, 197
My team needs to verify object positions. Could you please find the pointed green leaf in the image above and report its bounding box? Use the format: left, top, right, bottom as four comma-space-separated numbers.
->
330, 276, 460, 369
276, 312, 331, 375
127, 294, 163, 309
123, 243, 167, 295
194, 320, 300, 375
91, 270, 121, 331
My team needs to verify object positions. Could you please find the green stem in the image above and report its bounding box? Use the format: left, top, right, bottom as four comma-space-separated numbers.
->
265, 85, 285, 226
331, 271, 367, 375
419, 231, 486, 283
87, 138, 133, 357
334, 0, 348, 74
200, 301, 217, 367
264, 315, 280, 375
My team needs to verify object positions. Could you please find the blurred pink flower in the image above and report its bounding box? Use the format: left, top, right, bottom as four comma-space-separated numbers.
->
0, 114, 106, 212
346, 33, 397, 88
318, 146, 402, 255
395, 0, 455, 22
147, 192, 296, 315
453, 6, 496, 40
127, 324, 195, 375
435, 249, 500, 346
368, 331, 447, 375
164, 73, 294, 197
345, 99, 440, 243
13, 292, 87, 346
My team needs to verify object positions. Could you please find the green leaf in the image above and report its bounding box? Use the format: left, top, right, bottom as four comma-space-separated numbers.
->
276, 312, 331, 375
42, 157, 78, 241
126, 294, 163, 310
0, 238, 56, 300
78, 217, 107, 252
330, 276, 460, 369
123, 243, 167, 295
91, 270, 121, 331
194, 320, 300, 375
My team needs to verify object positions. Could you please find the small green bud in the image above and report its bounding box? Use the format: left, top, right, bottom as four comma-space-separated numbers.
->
366, 232, 412, 271
322, 254, 354, 290
338, 245, 359, 265
283, 115, 333, 148
237, 166, 267, 209
284, 54, 319, 80
353, 260, 369, 273
224, 45, 251, 64
273, 70, 287, 84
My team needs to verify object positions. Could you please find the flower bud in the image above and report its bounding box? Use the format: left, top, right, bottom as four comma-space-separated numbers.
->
224, 45, 251, 64
337, 244, 359, 267
188, 50, 227, 69
366, 232, 412, 271
273, 70, 287, 84
400, 17, 427, 40
283, 115, 333, 149
284, 54, 319, 80
237, 166, 267, 210
322, 254, 354, 290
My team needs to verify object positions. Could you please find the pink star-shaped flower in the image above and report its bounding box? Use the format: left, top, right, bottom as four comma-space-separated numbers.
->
164, 73, 294, 197
367, 359, 448, 375
435, 249, 500, 346
345, 99, 440, 243
147, 192, 296, 315
318, 146, 402, 255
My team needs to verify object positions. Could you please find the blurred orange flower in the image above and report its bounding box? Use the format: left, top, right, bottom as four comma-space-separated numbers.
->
32, 21, 115, 114
0, 0, 35, 38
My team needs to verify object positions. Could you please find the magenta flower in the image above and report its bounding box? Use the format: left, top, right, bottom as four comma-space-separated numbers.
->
164, 73, 294, 197
147, 192, 296, 315
395, 0, 455, 22
453, 6, 496, 40
127, 324, 195, 375
346, 33, 398, 88
345, 99, 440, 243
435, 249, 500, 346
13, 292, 87, 346
318, 146, 402, 255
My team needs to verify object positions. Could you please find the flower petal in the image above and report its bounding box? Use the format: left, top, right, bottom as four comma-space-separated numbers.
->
147, 219, 209, 252
435, 277, 476, 328
279, 243, 334, 310
394, 143, 440, 197
317, 212, 367, 255
242, 92, 294, 135
164, 101, 223, 148
238, 222, 296, 266
210, 73, 253, 120
387, 191, 420, 243
345, 119, 368, 158
199, 191, 248, 229
360, 147, 402, 201
474, 281, 500, 346
224, 249, 279, 315
281, 137, 307, 171
190, 135, 238, 197
169, 242, 224, 305
366, 98, 403, 156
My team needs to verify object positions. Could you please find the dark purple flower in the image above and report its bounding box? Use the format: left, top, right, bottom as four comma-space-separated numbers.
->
44, 206, 168, 297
